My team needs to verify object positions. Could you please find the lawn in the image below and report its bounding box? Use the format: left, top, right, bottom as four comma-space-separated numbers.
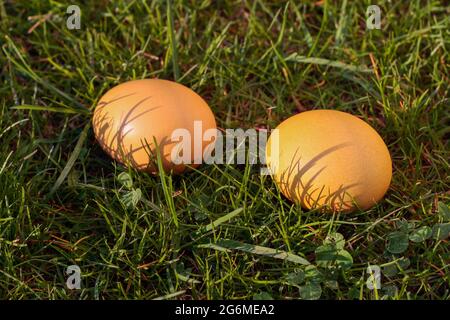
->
0, 0, 449, 300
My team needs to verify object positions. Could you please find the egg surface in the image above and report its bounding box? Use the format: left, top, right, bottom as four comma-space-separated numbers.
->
93, 79, 216, 174
266, 110, 392, 212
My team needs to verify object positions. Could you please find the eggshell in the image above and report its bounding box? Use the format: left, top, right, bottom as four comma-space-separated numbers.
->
92, 79, 216, 174
266, 110, 392, 212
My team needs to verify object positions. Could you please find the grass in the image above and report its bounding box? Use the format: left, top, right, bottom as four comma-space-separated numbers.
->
0, 0, 449, 300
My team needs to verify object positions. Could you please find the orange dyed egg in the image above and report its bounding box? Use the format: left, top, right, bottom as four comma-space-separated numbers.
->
92, 79, 216, 174
266, 110, 392, 212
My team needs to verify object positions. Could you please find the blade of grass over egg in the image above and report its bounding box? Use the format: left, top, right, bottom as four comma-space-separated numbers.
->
152, 137, 179, 228
48, 122, 90, 197
198, 239, 310, 265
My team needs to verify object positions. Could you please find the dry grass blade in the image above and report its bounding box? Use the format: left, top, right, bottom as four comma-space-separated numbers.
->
285, 53, 373, 73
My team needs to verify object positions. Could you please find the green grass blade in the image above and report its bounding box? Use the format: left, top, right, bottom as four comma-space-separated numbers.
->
153, 138, 179, 228
202, 207, 244, 232
12, 104, 90, 114
199, 239, 311, 265
153, 290, 186, 300
292, 2, 313, 48
167, 0, 180, 80
3, 35, 87, 111
335, 0, 348, 47
48, 122, 90, 197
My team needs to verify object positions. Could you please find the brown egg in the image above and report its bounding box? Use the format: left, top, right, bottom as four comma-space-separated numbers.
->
92, 79, 217, 174
266, 110, 392, 212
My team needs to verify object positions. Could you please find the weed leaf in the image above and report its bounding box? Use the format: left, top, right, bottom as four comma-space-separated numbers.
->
253, 292, 273, 300
409, 226, 432, 243
437, 202, 450, 221
387, 231, 409, 254
431, 223, 450, 240
299, 282, 322, 300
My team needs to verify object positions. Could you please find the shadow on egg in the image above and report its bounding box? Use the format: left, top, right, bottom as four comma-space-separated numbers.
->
93, 93, 173, 173
92, 79, 217, 175
276, 142, 364, 212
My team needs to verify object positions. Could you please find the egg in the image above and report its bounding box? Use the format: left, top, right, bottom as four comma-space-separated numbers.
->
265, 110, 392, 212
92, 79, 217, 174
